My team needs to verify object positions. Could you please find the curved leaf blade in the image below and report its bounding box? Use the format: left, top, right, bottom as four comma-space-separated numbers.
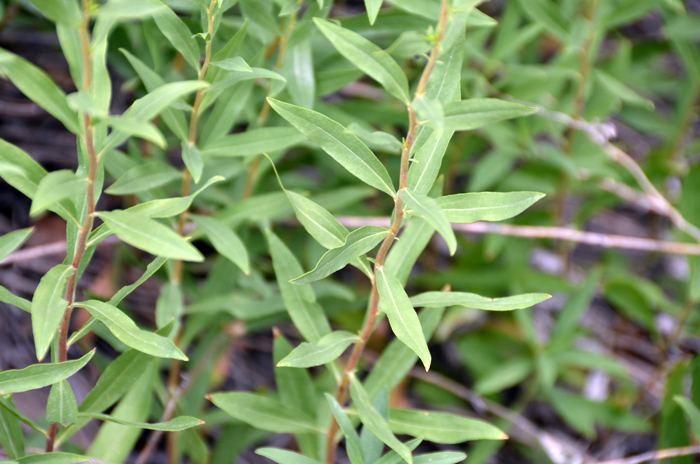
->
389, 409, 507, 444
436, 191, 545, 223
400, 189, 456, 256
31, 264, 73, 361
0, 351, 94, 394
410, 291, 551, 311
278, 331, 360, 368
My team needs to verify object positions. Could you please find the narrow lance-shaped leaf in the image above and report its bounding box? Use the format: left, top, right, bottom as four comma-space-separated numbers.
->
292, 226, 389, 285
0, 396, 24, 460
256, 448, 321, 464
350, 378, 413, 464
208, 392, 321, 434
0, 228, 33, 262
200, 127, 305, 158
675, 396, 700, 441
278, 331, 360, 368
31, 264, 73, 361
17, 452, 92, 463
400, 188, 456, 256
313, 18, 410, 103
268, 98, 395, 196
182, 142, 203, 184
0, 287, 31, 313
406, 129, 454, 195
106, 161, 182, 196
26, 0, 81, 24
325, 393, 364, 464
287, 190, 349, 249
0, 350, 94, 394
388, 408, 507, 444
376, 268, 431, 371
0, 48, 80, 134
96, 210, 204, 262
410, 292, 551, 311
46, 380, 79, 426
151, 4, 200, 71
265, 228, 331, 343
192, 215, 250, 275
80, 412, 203, 431
444, 98, 537, 132
436, 191, 545, 223
365, 0, 382, 24
73, 300, 188, 360
30, 170, 86, 218
126, 176, 224, 219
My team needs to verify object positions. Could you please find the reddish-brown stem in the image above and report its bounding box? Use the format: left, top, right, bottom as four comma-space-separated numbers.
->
324, 2, 449, 462
46, 0, 97, 452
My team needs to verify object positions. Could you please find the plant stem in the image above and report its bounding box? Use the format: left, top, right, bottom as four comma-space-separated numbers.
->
46, 0, 97, 452
324, 2, 449, 462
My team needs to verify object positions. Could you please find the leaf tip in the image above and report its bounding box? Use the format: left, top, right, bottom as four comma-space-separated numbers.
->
204, 394, 212, 401
199, 420, 206, 425
501, 433, 509, 440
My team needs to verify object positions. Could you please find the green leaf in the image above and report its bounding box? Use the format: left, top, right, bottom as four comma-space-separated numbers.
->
106, 161, 181, 196
676, 395, 700, 441
594, 69, 655, 111
31, 264, 73, 361
73, 300, 188, 360
286, 190, 349, 249
325, 393, 364, 464
200, 127, 305, 158
516, 0, 569, 41
365, 0, 382, 24
360, 386, 389, 464
0, 287, 31, 313
268, 98, 395, 196
384, 217, 434, 286
406, 129, 454, 195
120, 48, 189, 142
208, 392, 321, 434
292, 226, 389, 285
256, 448, 321, 464
346, 124, 403, 154
95, 0, 163, 19
182, 141, 204, 184
81, 412, 203, 431
240, 0, 281, 37
412, 96, 444, 132
284, 42, 316, 109
0, 228, 33, 262
313, 18, 410, 103
202, 68, 285, 111
374, 439, 422, 464
155, 281, 183, 329
30, 170, 86, 217
100, 81, 208, 155
0, 397, 25, 460
192, 215, 250, 275
0, 48, 80, 134
436, 191, 545, 223
152, 4, 200, 71
389, 409, 507, 444
26, 0, 80, 23
411, 291, 551, 311
350, 379, 413, 464
364, 307, 444, 399
0, 350, 94, 394
265, 229, 331, 343
278, 331, 360, 368
414, 452, 467, 464
0, 140, 46, 199
127, 176, 224, 219
98, 115, 166, 148
46, 380, 78, 426
17, 452, 92, 464
96, 210, 204, 262
376, 267, 431, 371
443, 99, 537, 132
210, 56, 253, 72
400, 188, 456, 256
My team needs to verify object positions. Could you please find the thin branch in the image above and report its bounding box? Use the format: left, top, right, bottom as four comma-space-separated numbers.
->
533, 106, 700, 243
409, 367, 594, 464
595, 445, 700, 464
334, 216, 700, 256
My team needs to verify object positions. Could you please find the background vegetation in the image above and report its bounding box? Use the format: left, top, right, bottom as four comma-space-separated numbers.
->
0, 0, 699, 463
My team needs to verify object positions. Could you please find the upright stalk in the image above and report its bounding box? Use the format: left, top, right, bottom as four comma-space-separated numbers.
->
324, 2, 449, 462
46, 0, 98, 452
166, 3, 218, 463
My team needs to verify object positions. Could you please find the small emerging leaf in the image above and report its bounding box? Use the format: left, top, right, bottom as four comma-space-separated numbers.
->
31, 264, 73, 361
278, 331, 360, 368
